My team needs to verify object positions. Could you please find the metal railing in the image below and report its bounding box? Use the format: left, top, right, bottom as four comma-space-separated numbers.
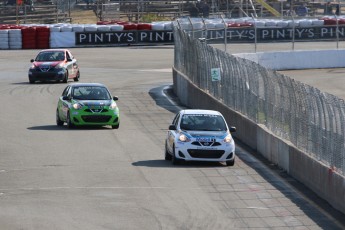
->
0, 4, 70, 24
173, 22, 345, 175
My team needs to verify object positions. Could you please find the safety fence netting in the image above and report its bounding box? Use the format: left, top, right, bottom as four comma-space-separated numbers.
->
173, 23, 345, 175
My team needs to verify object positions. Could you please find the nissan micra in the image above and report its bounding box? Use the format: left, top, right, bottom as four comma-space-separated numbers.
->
165, 109, 236, 166
56, 83, 119, 129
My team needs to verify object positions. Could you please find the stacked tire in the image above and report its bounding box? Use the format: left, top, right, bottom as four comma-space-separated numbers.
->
122, 23, 138, 30
9, 29, 22, 49
137, 23, 152, 30
22, 27, 36, 49
36, 26, 50, 49
0, 29, 9, 50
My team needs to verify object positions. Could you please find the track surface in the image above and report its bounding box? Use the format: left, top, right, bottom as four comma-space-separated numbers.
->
0, 47, 344, 229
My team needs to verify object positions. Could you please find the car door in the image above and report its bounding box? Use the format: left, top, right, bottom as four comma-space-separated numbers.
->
66, 50, 78, 78
167, 112, 180, 153
59, 86, 72, 120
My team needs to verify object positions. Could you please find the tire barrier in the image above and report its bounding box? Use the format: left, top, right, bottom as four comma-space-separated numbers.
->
36, 26, 50, 49
9, 29, 22, 49
1, 16, 345, 49
22, 27, 36, 49
0, 29, 9, 50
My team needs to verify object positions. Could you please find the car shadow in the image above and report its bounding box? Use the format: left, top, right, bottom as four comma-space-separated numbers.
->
12, 81, 65, 85
27, 125, 112, 131
132, 159, 227, 168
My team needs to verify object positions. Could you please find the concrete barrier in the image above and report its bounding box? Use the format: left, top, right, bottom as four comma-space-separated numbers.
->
173, 67, 345, 215
234, 49, 345, 70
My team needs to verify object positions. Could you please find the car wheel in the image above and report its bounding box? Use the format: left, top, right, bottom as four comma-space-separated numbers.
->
73, 71, 80, 82
112, 124, 119, 129
226, 159, 235, 166
56, 109, 64, 126
62, 71, 68, 83
171, 145, 180, 165
66, 111, 74, 129
165, 141, 172, 161
29, 78, 35, 84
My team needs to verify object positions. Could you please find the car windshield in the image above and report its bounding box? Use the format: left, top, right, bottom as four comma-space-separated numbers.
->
35, 51, 65, 61
72, 86, 111, 100
180, 114, 227, 131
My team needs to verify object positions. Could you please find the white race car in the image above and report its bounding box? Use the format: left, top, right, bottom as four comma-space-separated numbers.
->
165, 109, 236, 166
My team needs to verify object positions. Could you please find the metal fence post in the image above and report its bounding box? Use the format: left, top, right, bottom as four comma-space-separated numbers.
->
251, 14, 257, 53
292, 15, 295, 51
221, 15, 227, 52
187, 16, 194, 39
336, 14, 339, 49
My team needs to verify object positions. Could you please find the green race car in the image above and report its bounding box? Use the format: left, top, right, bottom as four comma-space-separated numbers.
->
56, 83, 120, 129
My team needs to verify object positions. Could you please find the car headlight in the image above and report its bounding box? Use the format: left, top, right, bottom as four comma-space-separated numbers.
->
55, 63, 64, 69
224, 134, 233, 143
72, 103, 83, 110
109, 101, 117, 110
178, 133, 190, 142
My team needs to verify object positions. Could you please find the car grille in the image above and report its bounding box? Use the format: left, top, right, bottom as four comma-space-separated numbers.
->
191, 141, 221, 147
39, 66, 52, 72
81, 115, 112, 123
187, 149, 225, 158
84, 108, 108, 113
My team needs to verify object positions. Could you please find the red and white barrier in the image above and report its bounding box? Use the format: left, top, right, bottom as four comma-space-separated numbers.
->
0, 17, 344, 49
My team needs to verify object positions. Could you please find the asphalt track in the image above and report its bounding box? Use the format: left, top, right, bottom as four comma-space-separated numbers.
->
0, 46, 344, 229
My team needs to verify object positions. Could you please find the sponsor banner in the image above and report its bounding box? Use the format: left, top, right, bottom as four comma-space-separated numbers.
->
202, 25, 345, 42
75, 26, 345, 45
76, 31, 174, 45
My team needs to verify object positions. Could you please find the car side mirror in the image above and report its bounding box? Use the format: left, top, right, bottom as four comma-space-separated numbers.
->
30, 59, 34, 62
229, 127, 236, 132
62, 96, 70, 101
113, 96, 118, 101
169, 124, 176, 130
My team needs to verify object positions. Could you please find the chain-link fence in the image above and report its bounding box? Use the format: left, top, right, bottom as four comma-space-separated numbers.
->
175, 16, 345, 49
173, 22, 345, 175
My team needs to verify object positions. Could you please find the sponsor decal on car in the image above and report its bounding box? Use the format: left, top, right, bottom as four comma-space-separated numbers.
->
195, 137, 215, 142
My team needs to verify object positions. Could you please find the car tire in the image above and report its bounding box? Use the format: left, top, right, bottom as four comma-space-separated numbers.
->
66, 111, 74, 129
73, 71, 80, 82
171, 145, 180, 165
29, 78, 35, 84
56, 109, 64, 126
226, 159, 235, 166
112, 124, 119, 129
62, 71, 68, 83
164, 142, 172, 161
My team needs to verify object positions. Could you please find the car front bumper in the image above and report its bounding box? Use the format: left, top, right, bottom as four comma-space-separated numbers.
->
29, 68, 66, 82
70, 109, 119, 126
174, 139, 235, 162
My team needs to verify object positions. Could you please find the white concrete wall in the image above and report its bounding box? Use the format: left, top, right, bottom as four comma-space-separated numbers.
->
234, 49, 345, 70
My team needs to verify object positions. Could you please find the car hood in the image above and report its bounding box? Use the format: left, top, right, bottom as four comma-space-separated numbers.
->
184, 130, 228, 138
33, 61, 63, 68
73, 100, 112, 106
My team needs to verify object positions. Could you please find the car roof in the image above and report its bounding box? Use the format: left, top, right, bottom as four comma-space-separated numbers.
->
39, 49, 68, 53
180, 109, 222, 116
69, 83, 107, 88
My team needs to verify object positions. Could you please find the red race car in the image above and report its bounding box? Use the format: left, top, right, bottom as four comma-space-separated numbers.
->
28, 49, 80, 84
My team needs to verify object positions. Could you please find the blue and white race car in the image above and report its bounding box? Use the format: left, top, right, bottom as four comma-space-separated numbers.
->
165, 109, 236, 166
